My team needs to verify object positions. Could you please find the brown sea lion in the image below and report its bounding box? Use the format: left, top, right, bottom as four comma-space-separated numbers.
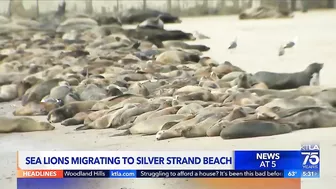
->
109, 114, 195, 136
116, 103, 162, 127
47, 101, 97, 123
84, 109, 110, 125
16, 81, 32, 100
220, 120, 294, 139
211, 61, 244, 78
48, 85, 72, 101
79, 84, 107, 101
0, 84, 18, 102
239, 6, 294, 20
75, 103, 140, 130
13, 101, 61, 116
176, 89, 215, 102
276, 106, 336, 129
163, 40, 210, 52
181, 112, 227, 138
61, 112, 89, 126
128, 82, 150, 97
199, 76, 220, 89
146, 106, 181, 120
155, 107, 230, 140
252, 82, 268, 89
21, 79, 62, 106
0, 117, 55, 133
90, 94, 138, 110
176, 103, 204, 114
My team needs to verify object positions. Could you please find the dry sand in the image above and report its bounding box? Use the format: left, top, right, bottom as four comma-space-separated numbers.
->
1, 10, 336, 188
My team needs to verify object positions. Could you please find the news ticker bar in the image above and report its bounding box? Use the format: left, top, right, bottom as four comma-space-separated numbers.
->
17, 169, 320, 179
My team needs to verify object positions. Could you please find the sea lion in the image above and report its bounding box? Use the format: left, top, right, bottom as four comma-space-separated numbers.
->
163, 41, 210, 52
156, 107, 230, 140
212, 61, 244, 78
220, 120, 294, 139
119, 9, 182, 24
313, 88, 336, 107
106, 85, 123, 96
205, 106, 251, 137
84, 109, 110, 125
199, 79, 220, 89
116, 102, 174, 130
61, 112, 89, 126
21, 79, 62, 106
64, 92, 81, 104
75, 103, 138, 130
124, 28, 195, 42
220, 71, 244, 82
155, 50, 200, 65
117, 103, 162, 127
0, 117, 55, 133
247, 86, 328, 99
16, 81, 32, 100
138, 16, 164, 30
0, 84, 18, 102
47, 101, 97, 123
199, 57, 219, 67
146, 106, 180, 120
79, 84, 107, 101
176, 90, 215, 102
235, 73, 252, 88
90, 94, 137, 110
176, 103, 203, 114
94, 15, 122, 26
277, 106, 336, 129
253, 63, 324, 90
262, 95, 330, 110
181, 112, 226, 138
255, 106, 280, 120
252, 82, 268, 89
48, 85, 72, 101
128, 82, 150, 97
56, 17, 98, 33
109, 114, 195, 136
174, 85, 209, 96
239, 6, 294, 20
222, 90, 260, 106
13, 101, 62, 116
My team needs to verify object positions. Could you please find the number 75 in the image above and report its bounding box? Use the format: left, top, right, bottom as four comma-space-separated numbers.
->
302, 152, 319, 165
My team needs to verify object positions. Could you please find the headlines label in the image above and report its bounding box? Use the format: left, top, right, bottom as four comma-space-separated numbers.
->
17, 169, 284, 178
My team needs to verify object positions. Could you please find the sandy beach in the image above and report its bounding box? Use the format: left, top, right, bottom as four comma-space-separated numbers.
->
1, 10, 336, 188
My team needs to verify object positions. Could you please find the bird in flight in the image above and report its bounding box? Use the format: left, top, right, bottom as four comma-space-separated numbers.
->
278, 45, 285, 56
228, 37, 237, 50
283, 36, 298, 49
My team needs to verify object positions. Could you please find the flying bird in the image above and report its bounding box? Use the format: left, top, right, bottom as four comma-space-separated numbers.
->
278, 45, 285, 56
228, 37, 237, 50
283, 36, 298, 49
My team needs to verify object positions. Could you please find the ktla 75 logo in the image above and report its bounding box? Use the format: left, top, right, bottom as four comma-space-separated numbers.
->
301, 152, 320, 168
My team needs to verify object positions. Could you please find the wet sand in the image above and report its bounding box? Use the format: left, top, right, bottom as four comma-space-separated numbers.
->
1, 10, 336, 189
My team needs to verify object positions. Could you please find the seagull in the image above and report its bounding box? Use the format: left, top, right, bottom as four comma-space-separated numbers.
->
193, 31, 210, 40
228, 37, 237, 50
278, 45, 285, 56
283, 36, 298, 49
